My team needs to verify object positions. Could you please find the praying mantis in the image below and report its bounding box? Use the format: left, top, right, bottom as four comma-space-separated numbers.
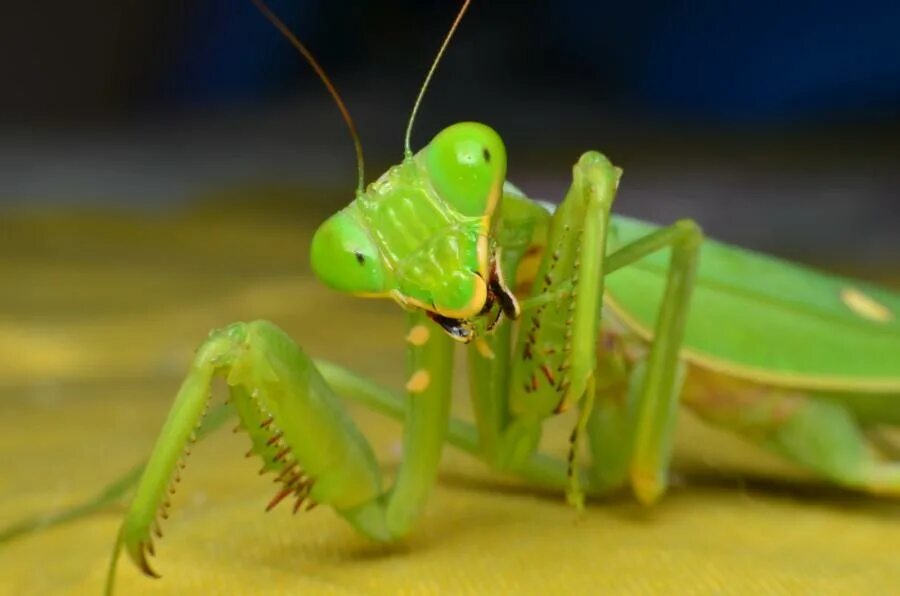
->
3, 0, 898, 593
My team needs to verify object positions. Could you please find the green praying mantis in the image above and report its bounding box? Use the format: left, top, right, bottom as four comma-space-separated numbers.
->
4, 0, 899, 593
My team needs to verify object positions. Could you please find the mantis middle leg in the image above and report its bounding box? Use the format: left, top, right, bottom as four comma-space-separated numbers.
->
586, 220, 702, 503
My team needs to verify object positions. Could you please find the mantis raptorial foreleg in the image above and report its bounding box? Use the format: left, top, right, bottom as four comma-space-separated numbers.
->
467, 153, 704, 508
116, 314, 455, 578
467, 151, 620, 508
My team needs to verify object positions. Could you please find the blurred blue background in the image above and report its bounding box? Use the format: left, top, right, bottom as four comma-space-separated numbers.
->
1, 0, 898, 264
164, 0, 900, 123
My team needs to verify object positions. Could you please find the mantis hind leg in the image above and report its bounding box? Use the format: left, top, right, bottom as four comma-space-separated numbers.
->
684, 376, 900, 496
760, 397, 900, 496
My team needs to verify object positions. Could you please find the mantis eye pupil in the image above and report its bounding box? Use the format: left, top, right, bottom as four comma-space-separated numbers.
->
483, 148, 491, 162
354, 251, 365, 265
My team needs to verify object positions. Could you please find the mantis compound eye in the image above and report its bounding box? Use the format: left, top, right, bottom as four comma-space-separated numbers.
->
310, 208, 388, 296
424, 122, 507, 220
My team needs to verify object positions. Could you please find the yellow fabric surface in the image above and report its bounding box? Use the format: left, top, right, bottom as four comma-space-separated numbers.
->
1, 202, 899, 595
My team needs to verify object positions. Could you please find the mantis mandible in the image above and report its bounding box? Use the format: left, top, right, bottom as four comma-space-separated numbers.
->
16, 0, 898, 592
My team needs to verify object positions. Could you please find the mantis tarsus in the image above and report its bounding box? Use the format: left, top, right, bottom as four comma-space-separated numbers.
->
6, 0, 900, 592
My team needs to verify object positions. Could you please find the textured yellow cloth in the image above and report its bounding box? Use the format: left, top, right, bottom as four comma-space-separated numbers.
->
1, 203, 898, 595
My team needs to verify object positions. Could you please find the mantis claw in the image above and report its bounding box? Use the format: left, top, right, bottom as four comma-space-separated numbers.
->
131, 539, 160, 579
108, 320, 385, 590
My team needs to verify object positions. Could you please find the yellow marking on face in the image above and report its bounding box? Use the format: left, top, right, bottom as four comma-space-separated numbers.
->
465, 269, 489, 318
405, 369, 431, 394
474, 337, 495, 360
480, 177, 504, 224
840, 286, 894, 323
386, 272, 488, 320
476, 232, 491, 278
406, 325, 430, 346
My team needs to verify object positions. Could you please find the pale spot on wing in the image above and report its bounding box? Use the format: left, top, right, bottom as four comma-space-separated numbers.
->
406, 325, 430, 346
405, 369, 431, 394
840, 287, 894, 323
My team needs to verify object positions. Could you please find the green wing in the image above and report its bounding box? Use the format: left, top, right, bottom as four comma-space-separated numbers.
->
605, 215, 900, 392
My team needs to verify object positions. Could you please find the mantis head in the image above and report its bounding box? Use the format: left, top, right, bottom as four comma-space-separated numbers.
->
310, 122, 519, 342
301, 1, 502, 341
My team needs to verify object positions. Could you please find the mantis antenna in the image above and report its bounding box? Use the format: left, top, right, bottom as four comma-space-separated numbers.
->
403, 0, 474, 158
250, 0, 366, 195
